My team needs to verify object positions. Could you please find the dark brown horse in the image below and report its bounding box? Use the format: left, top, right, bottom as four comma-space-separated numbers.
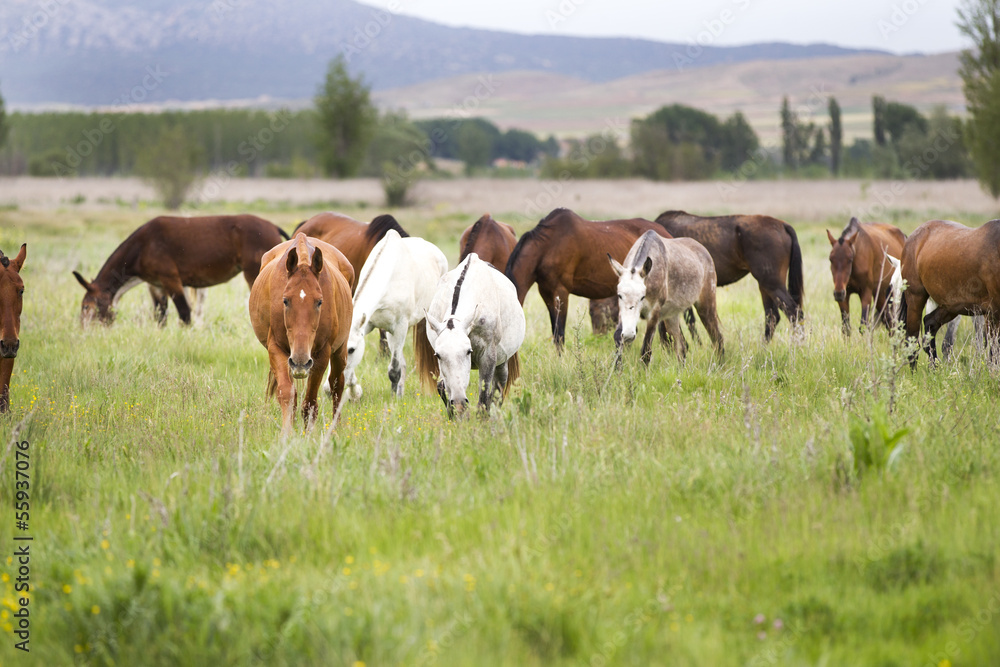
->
655, 210, 804, 340
249, 233, 354, 433
294, 212, 408, 291
827, 217, 906, 335
0, 245, 26, 414
504, 208, 673, 349
901, 218, 1000, 366
459, 213, 517, 267
73, 214, 288, 326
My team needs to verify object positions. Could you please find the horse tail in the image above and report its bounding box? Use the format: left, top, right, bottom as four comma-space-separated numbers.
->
784, 223, 804, 317
266, 369, 277, 399
413, 318, 439, 391
503, 352, 521, 399
277, 226, 290, 241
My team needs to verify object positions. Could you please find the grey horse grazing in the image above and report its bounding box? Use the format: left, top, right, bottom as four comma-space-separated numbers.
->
609, 230, 724, 364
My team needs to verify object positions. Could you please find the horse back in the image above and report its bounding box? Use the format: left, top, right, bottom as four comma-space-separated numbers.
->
904, 219, 1000, 306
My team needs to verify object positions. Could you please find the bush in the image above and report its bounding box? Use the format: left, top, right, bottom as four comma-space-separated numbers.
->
134, 125, 203, 209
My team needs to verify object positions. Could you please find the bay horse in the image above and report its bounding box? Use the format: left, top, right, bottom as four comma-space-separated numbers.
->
249, 233, 354, 433
343, 229, 448, 399
421, 253, 525, 417
0, 245, 26, 414
827, 217, 906, 336
294, 212, 409, 291
901, 218, 1000, 367
73, 214, 288, 327
655, 210, 804, 340
610, 231, 723, 365
504, 208, 674, 350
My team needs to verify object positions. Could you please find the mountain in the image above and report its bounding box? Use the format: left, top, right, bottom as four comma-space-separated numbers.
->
0, 0, 889, 107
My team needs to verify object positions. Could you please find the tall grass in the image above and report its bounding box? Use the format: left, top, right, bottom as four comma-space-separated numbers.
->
0, 204, 998, 666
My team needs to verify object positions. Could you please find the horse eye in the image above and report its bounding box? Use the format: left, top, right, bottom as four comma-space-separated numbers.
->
18, 288, 24, 296
347, 347, 355, 354
617, 294, 622, 300
466, 349, 472, 356
282, 298, 289, 307
316, 299, 323, 307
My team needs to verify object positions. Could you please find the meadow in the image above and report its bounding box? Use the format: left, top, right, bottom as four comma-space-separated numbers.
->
0, 179, 999, 666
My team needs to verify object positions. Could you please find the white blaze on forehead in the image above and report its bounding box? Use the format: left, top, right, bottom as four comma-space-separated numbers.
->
299, 289, 306, 300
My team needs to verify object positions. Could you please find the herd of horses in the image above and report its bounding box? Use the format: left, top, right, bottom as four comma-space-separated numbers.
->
1, 205, 998, 429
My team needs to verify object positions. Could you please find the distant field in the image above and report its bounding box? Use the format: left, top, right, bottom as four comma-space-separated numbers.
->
0, 178, 999, 665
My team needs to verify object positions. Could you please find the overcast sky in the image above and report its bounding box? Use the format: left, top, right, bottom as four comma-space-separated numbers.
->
357, 0, 969, 54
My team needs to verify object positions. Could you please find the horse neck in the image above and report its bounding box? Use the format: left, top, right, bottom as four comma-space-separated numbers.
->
93, 243, 140, 298
505, 238, 541, 303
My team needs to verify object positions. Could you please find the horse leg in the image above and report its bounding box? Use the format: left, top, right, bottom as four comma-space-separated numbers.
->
663, 316, 687, 362
540, 285, 569, 351
494, 360, 509, 405
159, 274, 192, 325
684, 308, 703, 346
189, 287, 207, 326
941, 317, 960, 361
641, 312, 660, 366
302, 348, 331, 431
477, 351, 498, 411
386, 323, 408, 398
759, 289, 781, 342
0, 358, 13, 414
922, 308, 954, 366
268, 343, 296, 434
149, 286, 169, 327
837, 296, 851, 337
904, 290, 929, 368
859, 288, 874, 333
694, 294, 725, 362
327, 344, 348, 423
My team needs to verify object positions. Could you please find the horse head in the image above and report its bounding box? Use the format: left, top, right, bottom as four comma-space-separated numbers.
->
827, 221, 859, 302
426, 305, 481, 417
609, 252, 652, 344
281, 236, 326, 379
0, 245, 26, 358
73, 270, 115, 326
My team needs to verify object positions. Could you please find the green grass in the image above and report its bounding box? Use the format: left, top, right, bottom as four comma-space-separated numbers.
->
1, 202, 999, 666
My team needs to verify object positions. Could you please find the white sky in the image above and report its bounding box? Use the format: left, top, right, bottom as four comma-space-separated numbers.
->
358, 0, 969, 54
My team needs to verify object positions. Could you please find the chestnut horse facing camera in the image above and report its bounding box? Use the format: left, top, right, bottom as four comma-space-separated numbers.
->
294, 212, 409, 291
826, 217, 906, 336
249, 233, 354, 433
655, 210, 803, 341
504, 208, 674, 349
73, 214, 288, 327
0, 245, 26, 413
901, 218, 1000, 366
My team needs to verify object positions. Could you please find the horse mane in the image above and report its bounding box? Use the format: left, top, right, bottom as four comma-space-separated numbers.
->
413, 318, 439, 391
292, 219, 308, 234
366, 214, 409, 241
627, 231, 660, 271
504, 209, 570, 279
277, 226, 291, 240
837, 217, 861, 243
460, 214, 490, 261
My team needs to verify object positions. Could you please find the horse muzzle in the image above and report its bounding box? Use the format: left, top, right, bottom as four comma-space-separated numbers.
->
0, 339, 19, 359
833, 290, 847, 303
450, 398, 469, 416
288, 356, 314, 379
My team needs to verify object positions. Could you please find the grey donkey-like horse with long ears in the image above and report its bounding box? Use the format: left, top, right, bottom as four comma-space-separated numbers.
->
609, 230, 724, 365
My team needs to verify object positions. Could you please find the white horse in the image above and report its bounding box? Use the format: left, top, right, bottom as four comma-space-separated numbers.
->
343, 229, 448, 398
420, 253, 525, 416
609, 230, 723, 364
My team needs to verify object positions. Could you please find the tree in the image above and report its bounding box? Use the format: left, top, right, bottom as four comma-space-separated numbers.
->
781, 97, 797, 169
0, 82, 8, 152
958, 0, 1000, 196
873, 95, 888, 147
315, 55, 377, 178
885, 102, 928, 144
135, 125, 203, 210
362, 111, 430, 206
828, 97, 843, 176
719, 111, 759, 172
455, 121, 494, 174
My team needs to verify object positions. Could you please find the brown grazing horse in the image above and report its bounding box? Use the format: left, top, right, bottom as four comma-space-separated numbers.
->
655, 210, 804, 340
827, 217, 906, 336
459, 213, 517, 267
294, 212, 408, 291
504, 208, 673, 349
73, 214, 288, 326
901, 218, 1000, 366
249, 233, 354, 433
0, 245, 26, 414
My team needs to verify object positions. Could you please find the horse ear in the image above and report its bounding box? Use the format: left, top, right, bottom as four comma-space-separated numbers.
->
11, 244, 26, 272
843, 226, 858, 246
425, 310, 444, 335
640, 256, 653, 278
73, 270, 92, 290
607, 253, 626, 277
826, 229, 837, 246
311, 248, 324, 275
285, 247, 299, 274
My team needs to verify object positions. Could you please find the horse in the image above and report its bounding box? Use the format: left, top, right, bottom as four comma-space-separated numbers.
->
294, 212, 409, 290
459, 213, 517, 267
504, 208, 674, 350
900, 219, 1000, 366
421, 253, 525, 417
886, 252, 963, 359
343, 229, 448, 399
249, 233, 354, 433
0, 245, 26, 414
610, 231, 723, 365
826, 217, 906, 336
73, 214, 288, 327
655, 210, 804, 340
